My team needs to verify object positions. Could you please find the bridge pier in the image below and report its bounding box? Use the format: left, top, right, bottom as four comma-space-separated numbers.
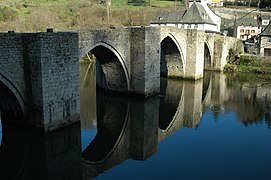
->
185, 30, 205, 79
130, 27, 161, 96
24, 32, 80, 132
0, 31, 80, 132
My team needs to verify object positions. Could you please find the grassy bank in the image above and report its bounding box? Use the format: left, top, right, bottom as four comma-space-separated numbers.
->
0, 0, 184, 32
224, 55, 271, 74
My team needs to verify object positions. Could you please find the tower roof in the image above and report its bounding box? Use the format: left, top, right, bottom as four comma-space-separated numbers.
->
180, 2, 216, 25
150, 11, 186, 24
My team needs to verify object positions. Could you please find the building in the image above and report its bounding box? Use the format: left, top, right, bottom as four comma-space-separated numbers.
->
189, 0, 224, 7
150, 1, 221, 33
259, 23, 271, 56
208, 0, 224, 7
233, 18, 261, 41
233, 16, 270, 41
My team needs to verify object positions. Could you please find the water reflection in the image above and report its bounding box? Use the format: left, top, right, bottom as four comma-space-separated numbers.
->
0, 123, 82, 180
83, 93, 129, 163
0, 62, 271, 179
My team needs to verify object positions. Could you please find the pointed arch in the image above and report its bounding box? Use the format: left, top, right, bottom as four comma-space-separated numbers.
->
0, 72, 25, 114
160, 33, 185, 77
80, 42, 130, 92
204, 42, 213, 70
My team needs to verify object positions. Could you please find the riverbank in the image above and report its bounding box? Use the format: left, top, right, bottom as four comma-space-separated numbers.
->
0, 0, 182, 32
224, 55, 271, 75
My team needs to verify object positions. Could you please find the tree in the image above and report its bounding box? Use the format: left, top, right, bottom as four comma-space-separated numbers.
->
259, 0, 271, 9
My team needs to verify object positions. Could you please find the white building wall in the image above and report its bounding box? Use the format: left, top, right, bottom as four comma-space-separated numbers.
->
150, 24, 159, 27
236, 26, 261, 41
167, 24, 176, 27
202, 3, 221, 32
260, 36, 271, 56
204, 24, 218, 32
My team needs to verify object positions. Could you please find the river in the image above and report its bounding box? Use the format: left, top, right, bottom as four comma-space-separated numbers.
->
0, 61, 270, 179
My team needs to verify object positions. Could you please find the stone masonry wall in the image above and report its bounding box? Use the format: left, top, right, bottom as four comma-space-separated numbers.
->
37, 32, 80, 132
186, 29, 205, 79
0, 31, 80, 132
213, 35, 244, 70
0, 33, 26, 112
130, 27, 160, 96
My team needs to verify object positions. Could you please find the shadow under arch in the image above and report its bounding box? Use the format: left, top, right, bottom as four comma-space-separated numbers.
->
0, 72, 25, 114
204, 42, 212, 70
81, 42, 130, 92
0, 80, 24, 127
82, 94, 129, 165
0, 81, 25, 179
160, 34, 185, 77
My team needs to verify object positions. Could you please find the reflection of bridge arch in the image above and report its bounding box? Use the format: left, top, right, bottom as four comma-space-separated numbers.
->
82, 96, 130, 165
81, 42, 130, 92
158, 78, 185, 141
158, 80, 204, 141
160, 92, 184, 133
202, 72, 213, 110
160, 33, 185, 77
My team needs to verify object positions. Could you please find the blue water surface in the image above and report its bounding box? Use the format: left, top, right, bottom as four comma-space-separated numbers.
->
96, 109, 271, 180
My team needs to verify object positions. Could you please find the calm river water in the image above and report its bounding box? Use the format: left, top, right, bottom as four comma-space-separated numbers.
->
0, 62, 271, 180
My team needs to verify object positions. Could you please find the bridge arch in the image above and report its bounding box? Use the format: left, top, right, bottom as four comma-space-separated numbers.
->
0, 78, 24, 127
204, 42, 213, 70
0, 72, 25, 114
80, 42, 130, 92
160, 33, 185, 77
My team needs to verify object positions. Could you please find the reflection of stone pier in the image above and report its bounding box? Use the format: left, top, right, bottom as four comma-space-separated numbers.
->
130, 98, 159, 160
202, 72, 227, 111
0, 123, 83, 180
182, 80, 202, 128
83, 96, 160, 179
158, 78, 203, 141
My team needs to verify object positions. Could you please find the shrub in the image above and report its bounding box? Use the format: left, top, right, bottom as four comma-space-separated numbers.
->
0, 6, 19, 21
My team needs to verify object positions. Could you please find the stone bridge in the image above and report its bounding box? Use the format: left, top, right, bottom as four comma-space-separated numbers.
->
0, 26, 243, 132
78, 27, 243, 97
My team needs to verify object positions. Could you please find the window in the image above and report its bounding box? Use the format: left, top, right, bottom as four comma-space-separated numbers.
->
240, 29, 244, 33
251, 30, 255, 33
187, 24, 191, 29
268, 37, 271, 43
245, 29, 250, 34
240, 35, 244, 39
262, 20, 269, 25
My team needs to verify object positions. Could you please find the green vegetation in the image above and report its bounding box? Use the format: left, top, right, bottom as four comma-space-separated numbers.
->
224, 55, 271, 75
0, 0, 184, 32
